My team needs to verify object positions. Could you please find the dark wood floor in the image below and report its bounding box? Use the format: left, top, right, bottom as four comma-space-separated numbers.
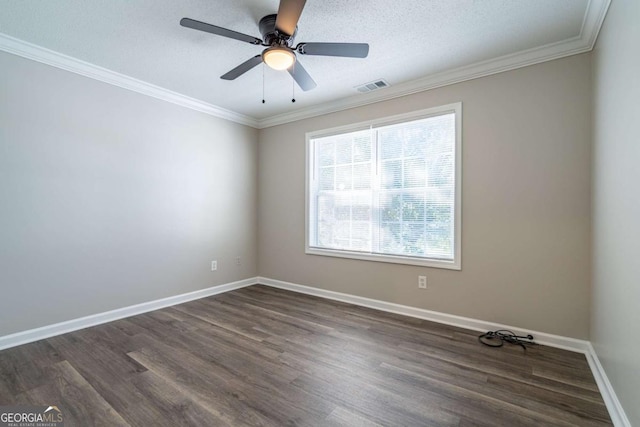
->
0, 285, 611, 426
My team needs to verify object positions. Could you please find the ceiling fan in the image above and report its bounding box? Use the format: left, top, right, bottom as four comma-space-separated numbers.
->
180, 0, 369, 92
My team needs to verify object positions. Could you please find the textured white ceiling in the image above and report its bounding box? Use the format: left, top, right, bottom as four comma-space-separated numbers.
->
0, 0, 590, 120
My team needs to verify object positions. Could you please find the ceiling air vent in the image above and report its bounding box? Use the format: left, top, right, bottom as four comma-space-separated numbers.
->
355, 79, 390, 93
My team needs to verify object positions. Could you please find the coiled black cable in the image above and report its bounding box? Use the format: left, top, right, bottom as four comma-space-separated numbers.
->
478, 329, 536, 351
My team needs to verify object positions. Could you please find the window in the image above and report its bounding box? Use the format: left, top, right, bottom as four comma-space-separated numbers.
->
306, 103, 461, 269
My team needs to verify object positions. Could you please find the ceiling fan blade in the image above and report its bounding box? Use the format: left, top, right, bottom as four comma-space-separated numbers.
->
288, 61, 317, 91
221, 55, 263, 80
180, 18, 262, 45
275, 0, 306, 37
297, 42, 369, 58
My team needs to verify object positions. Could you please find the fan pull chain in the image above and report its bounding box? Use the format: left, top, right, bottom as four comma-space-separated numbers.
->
262, 63, 266, 104
291, 62, 296, 103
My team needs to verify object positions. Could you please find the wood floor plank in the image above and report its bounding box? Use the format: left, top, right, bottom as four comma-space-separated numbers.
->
162, 306, 285, 361
0, 377, 15, 405
0, 345, 52, 397
171, 300, 270, 342
126, 344, 259, 426
0, 285, 612, 426
24, 360, 130, 427
128, 338, 333, 426
378, 362, 610, 427
291, 371, 460, 427
129, 370, 231, 426
533, 364, 601, 391
324, 406, 385, 427
486, 375, 611, 423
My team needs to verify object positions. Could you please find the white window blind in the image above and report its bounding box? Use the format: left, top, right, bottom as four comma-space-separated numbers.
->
307, 104, 461, 269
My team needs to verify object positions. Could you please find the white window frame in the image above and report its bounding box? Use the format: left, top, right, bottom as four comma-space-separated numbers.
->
305, 102, 462, 270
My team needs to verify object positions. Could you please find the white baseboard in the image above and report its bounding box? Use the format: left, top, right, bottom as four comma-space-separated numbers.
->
0, 277, 257, 351
585, 343, 632, 427
257, 276, 630, 426
257, 277, 590, 352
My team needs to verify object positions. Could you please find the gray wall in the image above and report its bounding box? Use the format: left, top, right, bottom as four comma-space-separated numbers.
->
258, 53, 592, 339
0, 51, 258, 336
592, 0, 640, 424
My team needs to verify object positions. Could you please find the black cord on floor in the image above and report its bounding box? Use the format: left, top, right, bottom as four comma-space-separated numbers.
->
478, 329, 536, 351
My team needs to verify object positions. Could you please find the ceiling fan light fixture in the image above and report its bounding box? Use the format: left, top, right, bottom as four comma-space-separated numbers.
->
262, 47, 296, 70
181, 1, 369, 91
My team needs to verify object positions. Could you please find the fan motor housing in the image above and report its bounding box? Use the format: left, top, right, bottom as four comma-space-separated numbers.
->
259, 14, 296, 46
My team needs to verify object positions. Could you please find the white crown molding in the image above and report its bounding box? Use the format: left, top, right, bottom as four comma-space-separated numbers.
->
582, 0, 613, 49
257, 0, 611, 128
0, 33, 259, 128
0, 0, 610, 130
256, 37, 586, 128
0, 277, 257, 351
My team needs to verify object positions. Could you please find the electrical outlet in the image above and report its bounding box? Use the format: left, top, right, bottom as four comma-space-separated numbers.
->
418, 276, 427, 289
211, 260, 217, 271
235, 257, 241, 266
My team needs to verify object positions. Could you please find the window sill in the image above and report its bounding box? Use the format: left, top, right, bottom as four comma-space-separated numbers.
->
305, 247, 461, 270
